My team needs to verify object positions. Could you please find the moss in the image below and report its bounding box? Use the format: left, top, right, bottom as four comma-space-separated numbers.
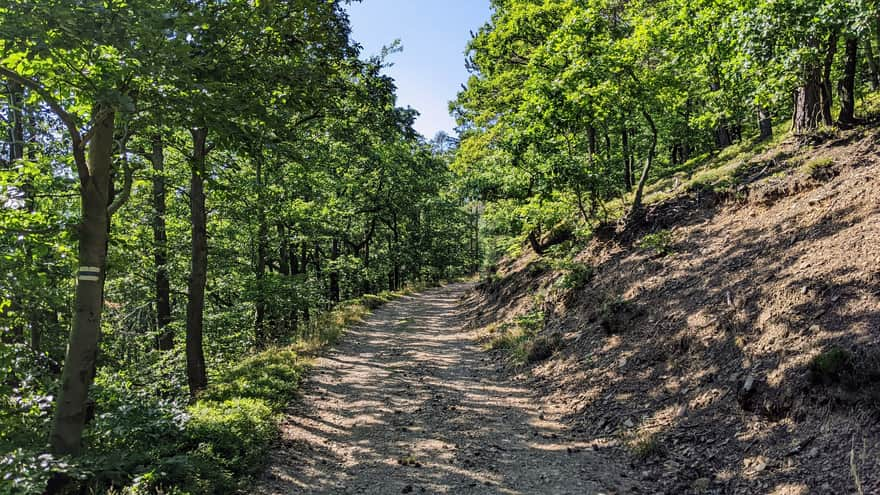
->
800, 156, 835, 179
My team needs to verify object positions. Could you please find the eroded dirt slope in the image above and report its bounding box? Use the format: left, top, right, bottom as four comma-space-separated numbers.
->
468, 130, 880, 494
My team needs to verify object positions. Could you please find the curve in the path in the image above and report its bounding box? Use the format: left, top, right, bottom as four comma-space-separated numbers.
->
257, 283, 639, 494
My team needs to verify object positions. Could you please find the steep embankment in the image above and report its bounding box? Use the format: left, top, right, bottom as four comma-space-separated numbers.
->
468, 129, 880, 494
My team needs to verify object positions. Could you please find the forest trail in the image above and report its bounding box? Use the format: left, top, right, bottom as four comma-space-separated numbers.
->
257, 283, 639, 494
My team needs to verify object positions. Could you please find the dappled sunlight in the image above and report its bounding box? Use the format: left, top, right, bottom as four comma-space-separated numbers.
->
258, 284, 639, 494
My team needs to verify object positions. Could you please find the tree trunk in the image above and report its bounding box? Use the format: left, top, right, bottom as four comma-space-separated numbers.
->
527, 230, 545, 256
151, 136, 173, 351
793, 66, 823, 133
630, 110, 657, 223
329, 238, 340, 304
758, 109, 773, 141
7, 81, 27, 343
838, 36, 858, 125
621, 127, 632, 192
865, 38, 880, 90
821, 30, 839, 126
8, 81, 23, 166
254, 158, 268, 346
185, 127, 208, 397
50, 107, 115, 455
392, 222, 401, 290
715, 125, 732, 148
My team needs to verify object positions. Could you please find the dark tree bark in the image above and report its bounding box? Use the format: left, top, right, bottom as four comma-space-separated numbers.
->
863, 38, 880, 90
151, 137, 173, 351
8, 81, 23, 166
185, 127, 209, 397
51, 107, 115, 455
821, 30, 839, 126
838, 37, 859, 125
329, 237, 340, 304
793, 66, 824, 133
715, 125, 732, 148
621, 127, 632, 192
254, 158, 268, 346
301, 243, 310, 325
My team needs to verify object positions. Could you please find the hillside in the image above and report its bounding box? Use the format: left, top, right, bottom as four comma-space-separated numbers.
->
466, 128, 880, 494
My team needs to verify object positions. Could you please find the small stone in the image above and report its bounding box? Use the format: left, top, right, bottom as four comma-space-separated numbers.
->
753, 459, 768, 472
742, 375, 755, 394
623, 418, 635, 428
807, 447, 819, 458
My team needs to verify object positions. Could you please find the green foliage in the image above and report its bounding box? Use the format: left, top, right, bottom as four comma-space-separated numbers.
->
557, 263, 595, 291
485, 310, 551, 364
186, 398, 277, 483
202, 348, 304, 409
636, 230, 675, 256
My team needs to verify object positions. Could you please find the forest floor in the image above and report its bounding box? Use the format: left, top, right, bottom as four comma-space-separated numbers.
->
256, 283, 642, 494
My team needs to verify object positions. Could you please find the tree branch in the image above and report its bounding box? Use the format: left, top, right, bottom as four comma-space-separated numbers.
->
0, 66, 88, 183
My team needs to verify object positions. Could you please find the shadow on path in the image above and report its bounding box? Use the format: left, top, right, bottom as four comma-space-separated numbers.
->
257, 283, 641, 494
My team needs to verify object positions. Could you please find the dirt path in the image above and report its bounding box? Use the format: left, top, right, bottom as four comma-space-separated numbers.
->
257, 283, 640, 494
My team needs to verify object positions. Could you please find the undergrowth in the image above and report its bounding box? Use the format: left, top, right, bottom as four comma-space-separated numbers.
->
485, 310, 559, 365
0, 288, 418, 495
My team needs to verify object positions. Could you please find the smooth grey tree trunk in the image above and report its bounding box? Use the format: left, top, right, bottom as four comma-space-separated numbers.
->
50, 108, 115, 455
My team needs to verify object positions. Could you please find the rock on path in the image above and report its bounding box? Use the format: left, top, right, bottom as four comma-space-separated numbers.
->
257, 283, 639, 494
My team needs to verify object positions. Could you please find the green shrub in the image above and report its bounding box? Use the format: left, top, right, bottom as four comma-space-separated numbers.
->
186, 398, 277, 481
202, 348, 304, 409
557, 263, 594, 290
515, 310, 544, 332
636, 230, 675, 256
485, 311, 552, 364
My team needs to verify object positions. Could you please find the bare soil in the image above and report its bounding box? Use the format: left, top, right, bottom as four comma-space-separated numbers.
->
257, 283, 642, 494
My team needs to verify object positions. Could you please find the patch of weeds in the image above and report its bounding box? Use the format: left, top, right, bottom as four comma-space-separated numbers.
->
809, 347, 852, 385
486, 310, 558, 364
598, 296, 641, 335
636, 230, 675, 256
809, 347, 880, 403
802, 124, 839, 144
627, 432, 665, 460
800, 156, 835, 180
397, 455, 421, 467
557, 263, 594, 290
523, 333, 562, 363
360, 293, 390, 310
515, 310, 544, 332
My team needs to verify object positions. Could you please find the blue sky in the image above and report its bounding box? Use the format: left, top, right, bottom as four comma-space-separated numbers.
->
346, 0, 492, 139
